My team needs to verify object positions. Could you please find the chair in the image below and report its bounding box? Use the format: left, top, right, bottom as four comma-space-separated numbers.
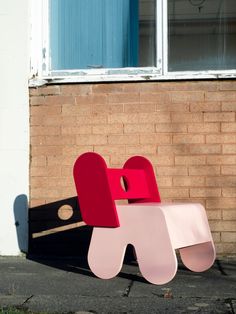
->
73, 152, 215, 285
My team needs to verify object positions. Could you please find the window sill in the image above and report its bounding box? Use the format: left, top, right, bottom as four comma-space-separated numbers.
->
29, 69, 236, 87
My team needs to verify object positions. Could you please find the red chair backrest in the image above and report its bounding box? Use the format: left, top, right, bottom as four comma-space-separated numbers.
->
73, 152, 161, 227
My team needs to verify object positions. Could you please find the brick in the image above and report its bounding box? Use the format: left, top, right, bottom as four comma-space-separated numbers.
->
108, 134, 139, 145
140, 134, 171, 144
92, 84, 124, 93
108, 112, 171, 124
31, 146, 63, 156
109, 93, 139, 103
222, 188, 236, 197
223, 210, 236, 220
156, 166, 188, 176
155, 123, 187, 133
209, 220, 236, 232
205, 91, 236, 101
42, 115, 76, 126
189, 165, 220, 176
76, 134, 107, 145
173, 134, 205, 144
207, 155, 236, 165
204, 112, 235, 122
31, 136, 44, 145
76, 94, 107, 105
206, 134, 236, 143
125, 145, 156, 155
206, 209, 222, 220
221, 166, 236, 175
94, 145, 126, 155
45, 95, 75, 105
92, 104, 124, 114
158, 145, 189, 155
190, 188, 221, 198
222, 102, 236, 112
206, 176, 236, 187
175, 155, 206, 165
31, 105, 61, 116
221, 232, 236, 242
221, 123, 236, 132
93, 124, 123, 135
61, 84, 92, 96
159, 188, 189, 198
37, 85, 61, 96
190, 102, 221, 112
206, 198, 236, 209
156, 103, 189, 112
171, 113, 203, 123
43, 135, 76, 146
30, 156, 47, 167
148, 155, 174, 166
47, 155, 77, 166
31, 177, 72, 188
31, 166, 60, 177
124, 103, 155, 113
62, 103, 92, 115
170, 91, 204, 103
77, 115, 107, 125
190, 144, 221, 155
30, 96, 45, 106
223, 144, 236, 154
124, 124, 155, 134
173, 176, 205, 187
219, 81, 236, 91
62, 125, 92, 135
188, 123, 220, 133
156, 176, 172, 187
30, 126, 61, 136
140, 92, 170, 103
31, 187, 62, 199
62, 145, 93, 156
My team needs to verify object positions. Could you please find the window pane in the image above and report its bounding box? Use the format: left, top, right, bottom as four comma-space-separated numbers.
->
49, 0, 156, 70
168, 0, 236, 71
139, 0, 156, 67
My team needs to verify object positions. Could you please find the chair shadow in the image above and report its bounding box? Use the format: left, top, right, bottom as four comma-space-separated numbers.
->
28, 197, 144, 282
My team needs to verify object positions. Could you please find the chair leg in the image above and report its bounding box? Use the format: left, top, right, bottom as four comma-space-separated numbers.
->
88, 227, 126, 279
134, 233, 178, 285
179, 241, 216, 272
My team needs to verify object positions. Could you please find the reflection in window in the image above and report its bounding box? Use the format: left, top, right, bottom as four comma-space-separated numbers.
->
168, 0, 236, 71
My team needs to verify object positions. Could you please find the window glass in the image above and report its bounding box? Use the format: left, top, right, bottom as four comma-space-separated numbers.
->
139, 0, 156, 66
49, 0, 156, 70
168, 0, 236, 71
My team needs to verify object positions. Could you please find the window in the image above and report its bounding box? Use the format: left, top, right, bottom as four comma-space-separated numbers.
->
168, 0, 236, 72
30, 0, 236, 84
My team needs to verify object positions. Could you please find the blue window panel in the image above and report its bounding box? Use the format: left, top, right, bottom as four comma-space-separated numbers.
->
50, 0, 139, 70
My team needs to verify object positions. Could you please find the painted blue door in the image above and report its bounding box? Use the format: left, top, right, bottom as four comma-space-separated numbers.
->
50, 0, 139, 70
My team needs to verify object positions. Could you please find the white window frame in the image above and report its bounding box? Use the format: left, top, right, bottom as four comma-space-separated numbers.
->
29, 0, 236, 87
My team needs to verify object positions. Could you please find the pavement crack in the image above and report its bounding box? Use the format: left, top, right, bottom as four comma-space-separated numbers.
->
123, 280, 134, 297
21, 294, 34, 306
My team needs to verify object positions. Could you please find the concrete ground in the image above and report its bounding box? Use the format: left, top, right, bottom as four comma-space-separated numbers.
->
0, 256, 235, 313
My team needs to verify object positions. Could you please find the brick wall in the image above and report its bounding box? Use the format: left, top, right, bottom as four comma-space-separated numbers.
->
29, 80, 236, 256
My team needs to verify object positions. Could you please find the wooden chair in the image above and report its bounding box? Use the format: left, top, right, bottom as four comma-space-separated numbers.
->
73, 152, 215, 285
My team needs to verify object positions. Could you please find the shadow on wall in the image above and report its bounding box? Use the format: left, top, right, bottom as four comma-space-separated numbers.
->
28, 197, 92, 257
13, 194, 29, 254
